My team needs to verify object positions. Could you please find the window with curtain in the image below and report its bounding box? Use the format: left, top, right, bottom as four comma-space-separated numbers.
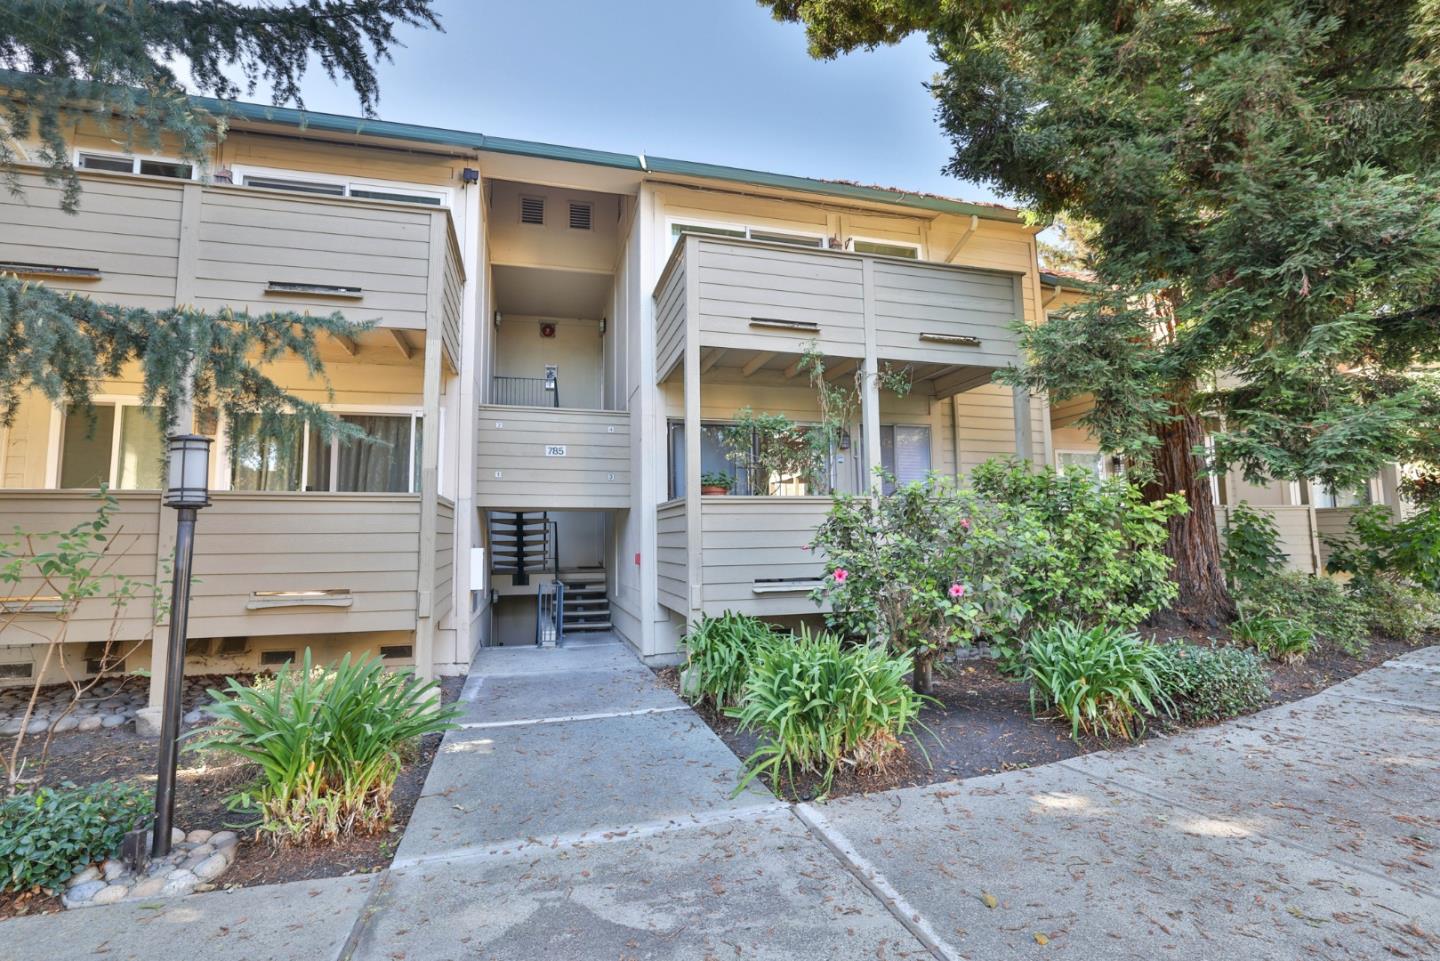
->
228, 412, 420, 493
668, 420, 850, 497
58, 404, 166, 489
880, 425, 932, 494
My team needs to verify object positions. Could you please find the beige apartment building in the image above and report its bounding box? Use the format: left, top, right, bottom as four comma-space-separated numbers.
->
0, 95, 1407, 693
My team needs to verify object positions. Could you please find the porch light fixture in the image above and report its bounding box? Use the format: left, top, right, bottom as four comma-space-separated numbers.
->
152, 432, 213, 859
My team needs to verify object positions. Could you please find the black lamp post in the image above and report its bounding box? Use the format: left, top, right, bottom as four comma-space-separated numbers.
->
151, 433, 212, 858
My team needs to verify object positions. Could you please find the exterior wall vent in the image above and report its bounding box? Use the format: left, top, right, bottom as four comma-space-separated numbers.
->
0, 661, 33, 680
568, 202, 592, 230
260, 650, 298, 667
218, 637, 249, 656
520, 196, 545, 225
379, 644, 414, 660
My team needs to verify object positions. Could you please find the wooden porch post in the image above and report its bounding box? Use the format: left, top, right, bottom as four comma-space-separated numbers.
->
414, 213, 448, 681
682, 235, 704, 623
1012, 386, 1034, 464
860, 259, 882, 491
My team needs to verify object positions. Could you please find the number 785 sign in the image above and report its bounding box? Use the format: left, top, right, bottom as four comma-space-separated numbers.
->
544, 445, 567, 457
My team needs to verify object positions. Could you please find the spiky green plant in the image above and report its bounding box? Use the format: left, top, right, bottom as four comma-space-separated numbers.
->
1231, 614, 1314, 664
192, 650, 458, 846
680, 612, 786, 709
729, 627, 927, 797
1025, 623, 1173, 741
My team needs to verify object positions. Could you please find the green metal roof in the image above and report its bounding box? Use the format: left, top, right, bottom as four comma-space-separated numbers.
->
199, 97, 1018, 220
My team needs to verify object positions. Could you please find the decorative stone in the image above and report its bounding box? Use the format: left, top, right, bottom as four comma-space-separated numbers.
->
128, 876, 166, 899
182, 709, 204, 725
26, 718, 50, 734
67, 865, 101, 887
90, 883, 130, 905
160, 870, 197, 897
1, 718, 23, 736
192, 853, 229, 881
52, 715, 79, 734
185, 829, 213, 844
170, 827, 185, 845
209, 831, 238, 850
188, 843, 214, 859
101, 858, 126, 881
77, 715, 103, 732
100, 714, 128, 729
65, 880, 106, 904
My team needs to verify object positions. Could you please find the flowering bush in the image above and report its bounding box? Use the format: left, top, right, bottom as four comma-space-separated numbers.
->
811, 461, 1183, 684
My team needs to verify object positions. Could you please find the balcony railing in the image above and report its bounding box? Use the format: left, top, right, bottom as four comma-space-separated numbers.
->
492, 375, 559, 408
475, 405, 630, 510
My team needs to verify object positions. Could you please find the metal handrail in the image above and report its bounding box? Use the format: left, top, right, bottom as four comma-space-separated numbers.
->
534, 579, 565, 647
493, 375, 558, 407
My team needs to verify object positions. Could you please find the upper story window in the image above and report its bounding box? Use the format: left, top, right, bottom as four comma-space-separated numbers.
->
227, 411, 422, 494
668, 220, 825, 251
57, 402, 216, 490
76, 151, 194, 180
848, 238, 921, 259
235, 167, 450, 208
1308, 479, 1371, 509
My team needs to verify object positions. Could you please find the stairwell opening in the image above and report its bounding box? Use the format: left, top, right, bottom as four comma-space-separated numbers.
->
486, 508, 615, 646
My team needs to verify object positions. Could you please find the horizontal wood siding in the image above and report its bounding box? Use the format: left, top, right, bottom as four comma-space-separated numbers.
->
193, 188, 435, 328
695, 239, 866, 358
188, 493, 420, 637
1218, 505, 1318, 574
655, 258, 687, 382
873, 261, 1021, 367
440, 224, 465, 367
656, 499, 688, 615
1315, 507, 1361, 572
474, 406, 630, 509
699, 497, 830, 617
0, 171, 181, 309
0, 492, 161, 646
955, 384, 1047, 470
434, 497, 455, 622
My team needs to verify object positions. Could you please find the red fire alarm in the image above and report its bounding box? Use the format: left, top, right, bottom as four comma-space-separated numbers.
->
634, 552, 642, 567
539, 322, 557, 338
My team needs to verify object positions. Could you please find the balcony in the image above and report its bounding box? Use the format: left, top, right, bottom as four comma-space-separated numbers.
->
657, 495, 831, 618
655, 234, 1026, 393
0, 491, 445, 648
0, 167, 464, 366
474, 406, 630, 510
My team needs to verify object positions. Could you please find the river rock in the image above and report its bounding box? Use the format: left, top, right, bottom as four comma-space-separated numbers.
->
128, 876, 166, 898
64, 880, 106, 905
161, 870, 197, 897
100, 714, 128, 728
67, 865, 101, 887
90, 883, 130, 905
77, 715, 103, 732
101, 859, 126, 881
209, 831, 239, 850
185, 829, 213, 845
52, 715, 78, 734
192, 853, 229, 882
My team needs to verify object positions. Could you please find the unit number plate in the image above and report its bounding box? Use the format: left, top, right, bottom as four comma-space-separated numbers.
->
544, 445, 567, 457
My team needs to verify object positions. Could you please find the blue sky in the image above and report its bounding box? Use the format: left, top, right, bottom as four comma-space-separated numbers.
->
259, 0, 1006, 207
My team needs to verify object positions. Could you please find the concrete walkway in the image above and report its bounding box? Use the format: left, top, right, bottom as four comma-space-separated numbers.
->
5, 641, 1437, 961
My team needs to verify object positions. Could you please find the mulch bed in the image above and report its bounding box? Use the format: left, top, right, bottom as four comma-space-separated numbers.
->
656, 633, 1422, 803
0, 675, 462, 920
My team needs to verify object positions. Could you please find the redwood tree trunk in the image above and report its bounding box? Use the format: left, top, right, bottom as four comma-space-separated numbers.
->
1142, 408, 1236, 628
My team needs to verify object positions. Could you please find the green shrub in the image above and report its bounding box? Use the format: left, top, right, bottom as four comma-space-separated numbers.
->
1231, 614, 1314, 663
0, 781, 151, 894
1236, 571, 1370, 656
730, 627, 926, 796
680, 612, 785, 708
1325, 504, 1440, 591
194, 650, 459, 846
1024, 622, 1173, 741
1159, 644, 1271, 722
1347, 576, 1440, 643
1221, 502, 1287, 590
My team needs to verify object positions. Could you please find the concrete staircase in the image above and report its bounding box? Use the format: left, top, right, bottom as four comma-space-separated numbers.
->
560, 570, 611, 634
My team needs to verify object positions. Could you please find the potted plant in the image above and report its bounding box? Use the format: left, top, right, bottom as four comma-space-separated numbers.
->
700, 472, 734, 496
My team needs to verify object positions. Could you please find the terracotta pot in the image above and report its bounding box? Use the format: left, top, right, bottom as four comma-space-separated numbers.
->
700, 485, 729, 496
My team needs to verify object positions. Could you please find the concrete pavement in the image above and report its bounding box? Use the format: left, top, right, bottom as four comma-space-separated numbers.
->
4, 639, 1437, 961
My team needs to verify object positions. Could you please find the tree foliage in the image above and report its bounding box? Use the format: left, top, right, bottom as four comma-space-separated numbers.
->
763, 0, 1440, 619
1, 0, 441, 208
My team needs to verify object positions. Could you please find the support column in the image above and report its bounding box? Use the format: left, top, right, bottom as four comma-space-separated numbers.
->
414, 213, 448, 681
682, 235, 703, 624
1012, 386, 1034, 464
860, 260, 881, 491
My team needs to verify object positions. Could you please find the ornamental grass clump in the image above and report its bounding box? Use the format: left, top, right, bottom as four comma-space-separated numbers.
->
194, 650, 459, 846
730, 627, 926, 797
1024, 622, 1173, 741
680, 612, 787, 709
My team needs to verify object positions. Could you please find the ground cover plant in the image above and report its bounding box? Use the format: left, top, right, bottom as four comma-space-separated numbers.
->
1159, 644, 1271, 723
0, 780, 151, 894
194, 651, 458, 846
729, 626, 926, 797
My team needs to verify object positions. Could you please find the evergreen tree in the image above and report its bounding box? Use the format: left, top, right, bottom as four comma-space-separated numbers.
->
0, 0, 441, 442
763, 0, 1440, 624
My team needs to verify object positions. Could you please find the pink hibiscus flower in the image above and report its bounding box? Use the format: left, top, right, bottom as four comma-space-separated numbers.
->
832, 568, 849, 584
949, 583, 966, 598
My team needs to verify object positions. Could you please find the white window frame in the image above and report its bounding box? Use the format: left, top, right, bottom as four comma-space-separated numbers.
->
222, 403, 424, 495
51, 396, 170, 490
73, 149, 199, 180
230, 164, 453, 208
846, 236, 922, 259
666, 216, 827, 252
